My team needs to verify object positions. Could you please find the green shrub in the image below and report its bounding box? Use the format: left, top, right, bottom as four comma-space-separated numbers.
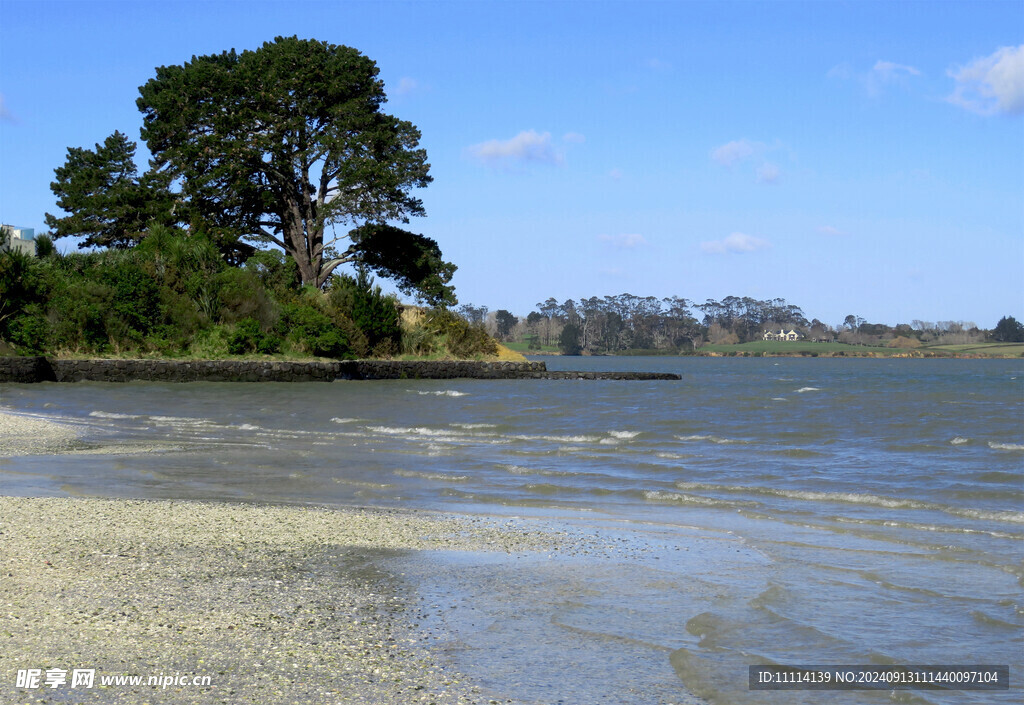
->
0, 249, 46, 345
101, 257, 162, 337
46, 278, 111, 352
281, 303, 352, 358
34, 233, 57, 259
215, 267, 278, 326
227, 318, 283, 355
424, 308, 498, 358
244, 250, 300, 299
400, 323, 436, 357
6, 304, 49, 354
328, 271, 400, 353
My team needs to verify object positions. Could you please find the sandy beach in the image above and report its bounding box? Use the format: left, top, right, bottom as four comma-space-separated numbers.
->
0, 411, 571, 704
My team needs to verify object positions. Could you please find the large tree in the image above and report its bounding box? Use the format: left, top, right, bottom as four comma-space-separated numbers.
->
45, 131, 172, 249
137, 36, 453, 302
992, 315, 1024, 342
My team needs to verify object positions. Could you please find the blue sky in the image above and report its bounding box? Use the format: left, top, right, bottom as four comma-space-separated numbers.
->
1, 0, 1021, 327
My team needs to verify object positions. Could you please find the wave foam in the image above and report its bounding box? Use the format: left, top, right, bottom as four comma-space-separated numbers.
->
675, 481, 1024, 524
676, 434, 749, 445
988, 442, 1024, 451
795, 387, 821, 393
416, 390, 469, 397
150, 415, 212, 425
367, 425, 461, 438
609, 430, 641, 439
643, 491, 736, 507
393, 469, 468, 482
950, 437, 970, 445
88, 411, 140, 420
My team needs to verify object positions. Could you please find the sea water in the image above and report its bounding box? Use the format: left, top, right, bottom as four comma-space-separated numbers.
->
1, 358, 1021, 703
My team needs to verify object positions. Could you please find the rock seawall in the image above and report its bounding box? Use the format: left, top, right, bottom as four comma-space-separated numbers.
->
0, 357, 680, 383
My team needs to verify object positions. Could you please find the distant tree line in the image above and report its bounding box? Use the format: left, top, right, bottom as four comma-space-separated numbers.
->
459, 295, 1021, 355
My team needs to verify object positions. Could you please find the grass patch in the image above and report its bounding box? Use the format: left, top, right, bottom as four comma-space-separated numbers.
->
922, 343, 1024, 357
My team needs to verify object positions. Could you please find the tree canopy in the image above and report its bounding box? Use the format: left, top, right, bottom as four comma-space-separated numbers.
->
45, 131, 173, 249
136, 36, 453, 303
993, 315, 1024, 342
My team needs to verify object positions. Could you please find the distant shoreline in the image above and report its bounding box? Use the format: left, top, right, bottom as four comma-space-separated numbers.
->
526, 348, 1024, 360
511, 341, 1024, 359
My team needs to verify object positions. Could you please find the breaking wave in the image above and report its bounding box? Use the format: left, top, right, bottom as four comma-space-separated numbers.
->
393, 469, 468, 482
88, 411, 141, 419
676, 434, 749, 445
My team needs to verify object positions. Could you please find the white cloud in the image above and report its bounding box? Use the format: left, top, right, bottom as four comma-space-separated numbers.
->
756, 163, 780, 184
563, 131, 586, 144
710, 139, 758, 166
829, 60, 922, 97
947, 45, 1024, 116
599, 233, 648, 249
817, 225, 845, 237
394, 77, 420, 96
872, 60, 921, 82
867, 60, 921, 96
467, 130, 563, 167
700, 232, 771, 255
827, 62, 854, 81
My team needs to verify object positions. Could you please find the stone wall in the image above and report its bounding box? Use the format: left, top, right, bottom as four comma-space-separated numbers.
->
0, 356, 56, 383
0, 357, 679, 383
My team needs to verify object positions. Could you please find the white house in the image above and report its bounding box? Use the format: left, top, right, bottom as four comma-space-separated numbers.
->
762, 328, 800, 342
0, 225, 36, 257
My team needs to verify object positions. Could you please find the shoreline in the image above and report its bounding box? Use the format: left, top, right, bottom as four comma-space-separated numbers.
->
0, 495, 575, 704
0, 410, 590, 704
0, 409, 83, 456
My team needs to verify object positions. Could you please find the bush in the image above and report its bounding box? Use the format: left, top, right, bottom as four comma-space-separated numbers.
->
6, 304, 49, 353
0, 249, 46, 345
424, 308, 498, 358
281, 303, 352, 358
227, 318, 283, 355
46, 278, 112, 352
34, 233, 57, 259
244, 250, 300, 299
215, 267, 278, 327
101, 257, 162, 338
400, 323, 436, 357
328, 271, 401, 353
